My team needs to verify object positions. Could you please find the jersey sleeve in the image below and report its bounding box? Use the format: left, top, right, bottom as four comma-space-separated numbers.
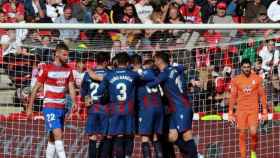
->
36, 67, 48, 84
95, 74, 109, 97
257, 77, 267, 113
146, 70, 169, 87
172, 63, 185, 74
80, 73, 90, 97
229, 78, 238, 114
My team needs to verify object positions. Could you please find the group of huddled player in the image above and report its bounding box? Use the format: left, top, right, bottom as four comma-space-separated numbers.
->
27, 42, 270, 158
27, 43, 198, 158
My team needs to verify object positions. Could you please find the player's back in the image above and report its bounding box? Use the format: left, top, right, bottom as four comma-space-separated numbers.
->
81, 69, 109, 113
162, 66, 191, 112
231, 73, 263, 112
106, 68, 138, 115
137, 68, 162, 110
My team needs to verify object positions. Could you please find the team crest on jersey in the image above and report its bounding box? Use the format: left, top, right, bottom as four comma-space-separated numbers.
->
252, 80, 256, 85
243, 85, 252, 94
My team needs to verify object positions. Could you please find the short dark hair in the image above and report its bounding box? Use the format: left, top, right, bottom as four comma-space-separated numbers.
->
154, 51, 170, 64
55, 43, 69, 51
240, 58, 251, 66
96, 52, 110, 65
115, 53, 129, 66
256, 56, 263, 63
130, 54, 142, 65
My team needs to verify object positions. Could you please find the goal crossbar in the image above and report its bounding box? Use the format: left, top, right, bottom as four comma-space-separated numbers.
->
2, 23, 280, 30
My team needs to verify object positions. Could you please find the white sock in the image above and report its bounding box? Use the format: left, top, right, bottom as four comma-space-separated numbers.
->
54, 140, 66, 158
46, 142, 56, 158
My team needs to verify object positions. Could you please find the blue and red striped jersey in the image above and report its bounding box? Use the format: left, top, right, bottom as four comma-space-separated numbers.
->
147, 65, 191, 112
136, 68, 162, 110
80, 69, 109, 114
96, 68, 140, 115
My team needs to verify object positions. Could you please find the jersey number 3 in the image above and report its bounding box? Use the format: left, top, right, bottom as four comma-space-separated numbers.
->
116, 83, 127, 101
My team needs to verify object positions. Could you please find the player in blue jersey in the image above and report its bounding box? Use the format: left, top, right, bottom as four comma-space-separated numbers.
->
147, 52, 198, 158
90, 53, 139, 158
80, 52, 111, 158
130, 54, 164, 158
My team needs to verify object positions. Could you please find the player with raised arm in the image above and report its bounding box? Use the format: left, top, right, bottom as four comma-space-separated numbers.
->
130, 54, 163, 158
146, 52, 198, 158
26, 43, 77, 158
80, 52, 111, 158
228, 58, 268, 158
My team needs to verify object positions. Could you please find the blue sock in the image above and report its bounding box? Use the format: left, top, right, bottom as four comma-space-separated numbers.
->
113, 137, 124, 158
153, 141, 163, 158
142, 142, 151, 158
99, 139, 113, 158
124, 136, 134, 157
176, 139, 198, 158
89, 140, 97, 158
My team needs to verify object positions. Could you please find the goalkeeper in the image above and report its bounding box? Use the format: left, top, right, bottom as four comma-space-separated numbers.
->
229, 58, 268, 158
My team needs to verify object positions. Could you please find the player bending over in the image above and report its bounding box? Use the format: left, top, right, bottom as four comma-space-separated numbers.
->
26, 43, 78, 158
130, 54, 163, 158
80, 52, 111, 158
229, 58, 268, 158
147, 52, 198, 158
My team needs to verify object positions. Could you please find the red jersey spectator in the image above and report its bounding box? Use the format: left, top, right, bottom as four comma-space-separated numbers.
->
92, 4, 110, 23
2, 0, 25, 23
0, 11, 7, 36
179, 0, 202, 23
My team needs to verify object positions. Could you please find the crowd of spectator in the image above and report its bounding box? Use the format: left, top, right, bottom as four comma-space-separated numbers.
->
0, 0, 279, 113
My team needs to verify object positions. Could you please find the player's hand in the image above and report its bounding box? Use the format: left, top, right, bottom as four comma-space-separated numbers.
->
68, 104, 80, 120
228, 114, 236, 126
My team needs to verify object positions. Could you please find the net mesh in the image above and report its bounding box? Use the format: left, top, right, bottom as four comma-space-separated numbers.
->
0, 28, 280, 158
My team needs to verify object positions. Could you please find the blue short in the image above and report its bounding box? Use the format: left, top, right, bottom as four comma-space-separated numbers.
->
43, 108, 66, 133
138, 108, 163, 135
108, 114, 135, 136
85, 113, 109, 135
169, 108, 193, 133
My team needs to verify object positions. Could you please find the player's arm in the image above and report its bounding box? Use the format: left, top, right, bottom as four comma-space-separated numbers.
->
26, 67, 46, 117
69, 81, 77, 109
26, 81, 43, 117
258, 79, 268, 120
172, 63, 185, 73
95, 75, 108, 97
88, 69, 103, 81
80, 73, 91, 107
68, 71, 79, 118
136, 69, 157, 82
228, 79, 237, 123
146, 71, 169, 87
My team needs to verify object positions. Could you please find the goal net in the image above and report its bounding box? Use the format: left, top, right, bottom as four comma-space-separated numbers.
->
0, 24, 279, 158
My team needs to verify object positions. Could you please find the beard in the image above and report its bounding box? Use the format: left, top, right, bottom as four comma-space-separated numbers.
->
59, 58, 68, 66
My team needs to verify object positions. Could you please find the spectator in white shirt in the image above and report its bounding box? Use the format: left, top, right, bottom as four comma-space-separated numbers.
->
15, 13, 28, 44
135, 0, 153, 24
267, 0, 280, 22
45, 0, 64, 22
258, 40, 280, 72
